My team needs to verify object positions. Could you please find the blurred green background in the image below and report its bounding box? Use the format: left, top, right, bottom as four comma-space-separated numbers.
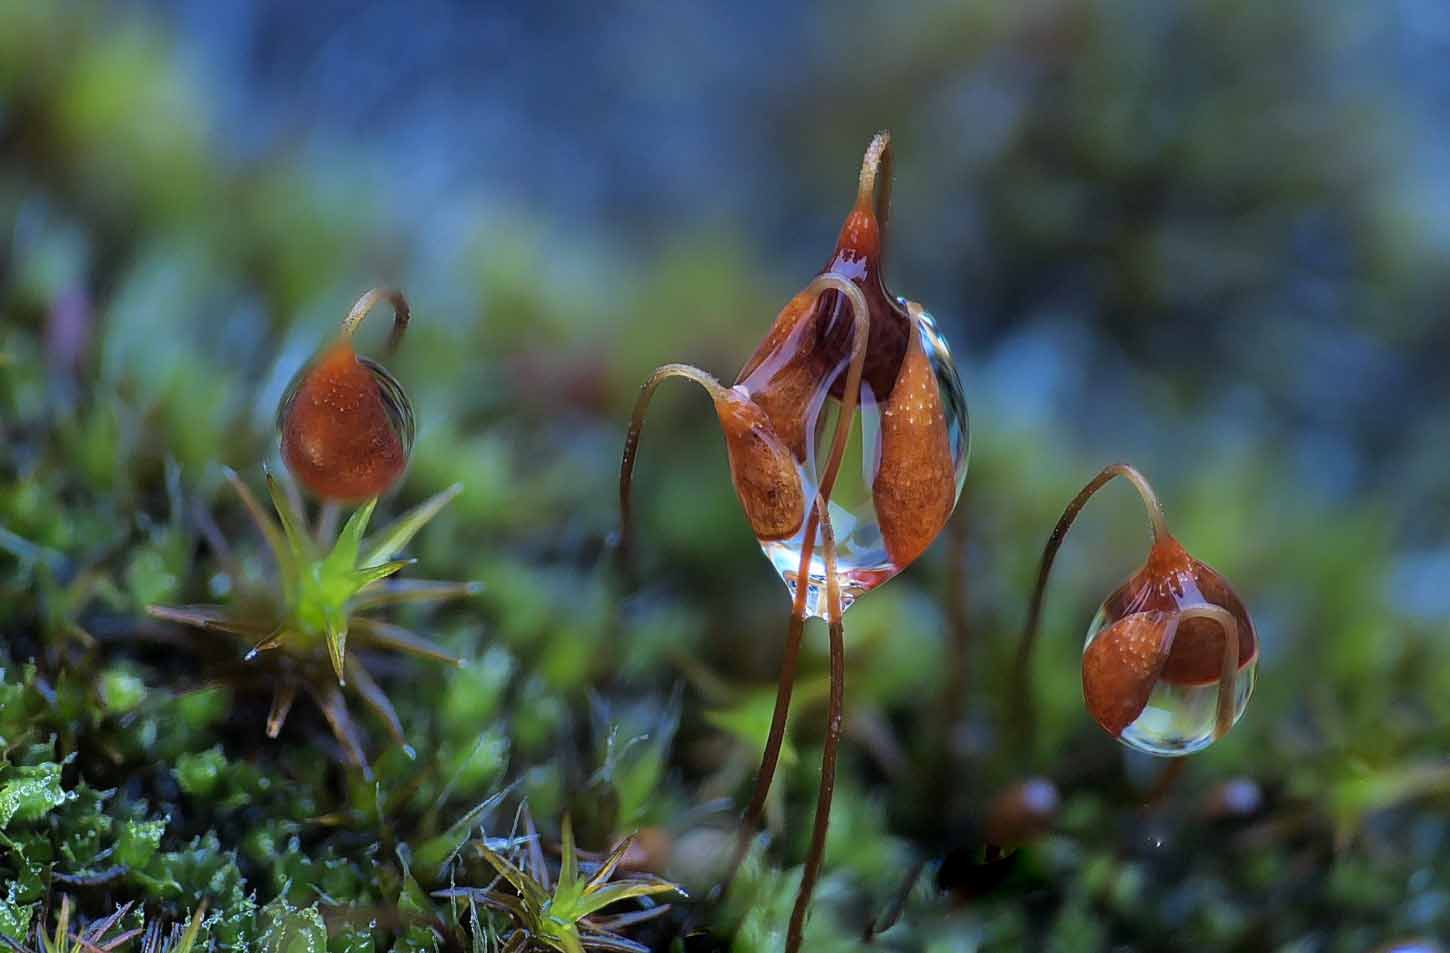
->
2, 1, 1449, 950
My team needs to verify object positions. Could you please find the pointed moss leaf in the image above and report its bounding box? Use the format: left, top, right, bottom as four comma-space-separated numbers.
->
584, 837, 632, 892
544, 925, 586, 953
477, 847, 549, 907
361, 483, 461, 567
576, 932, 651, 953
570, 879, 679, 920
350, 560, 412, 590
414, 782, 514, 875
350, 578, 482, 610
324, 612, 349, 684
259, 898, 327, 953
266, 471, 317, 564
225, 468, 295, 590
172, 903, 208, 953
398, 871, 434, 918
0, 762, 67, 828
324, 498, 377, 578
555, 815, 582, 906
351, 618, 460, 666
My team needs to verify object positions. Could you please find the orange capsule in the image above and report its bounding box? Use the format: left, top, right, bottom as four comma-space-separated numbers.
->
735, 132, 969, 614
278, 289, 416, 503
1082, 534, 1258, 755
714, 384, 806, 542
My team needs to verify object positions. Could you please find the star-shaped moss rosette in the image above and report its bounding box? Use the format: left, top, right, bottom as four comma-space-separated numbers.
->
436, 815, 682, 953
147, 469, 478, 770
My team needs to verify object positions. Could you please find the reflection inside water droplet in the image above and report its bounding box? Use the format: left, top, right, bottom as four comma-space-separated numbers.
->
1084, 602, 1257, 757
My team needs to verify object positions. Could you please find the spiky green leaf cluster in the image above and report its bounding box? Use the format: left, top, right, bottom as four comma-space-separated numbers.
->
234, 471, 469, 684
443, 817, 680, 953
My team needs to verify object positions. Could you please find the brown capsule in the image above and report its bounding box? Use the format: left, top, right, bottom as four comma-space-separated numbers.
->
1100, 535, 1258, 688
1082, 609, 1179, 738
279, 317, 415, 503
734, 134, 912, 447
714, 386, 806, 542
729, 133, 967, 601
1083, 533, 1258, 754
733, 286, 828, 460
872, 304, 957, 568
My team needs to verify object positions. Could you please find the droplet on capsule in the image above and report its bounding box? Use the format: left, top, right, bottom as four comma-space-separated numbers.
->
278, 338, 415, 502
1082, 535, 1258, 756
735, 132, 969, 616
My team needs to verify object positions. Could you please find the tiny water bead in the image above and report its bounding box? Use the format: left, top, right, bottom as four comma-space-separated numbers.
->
1081, 536, 1259, 756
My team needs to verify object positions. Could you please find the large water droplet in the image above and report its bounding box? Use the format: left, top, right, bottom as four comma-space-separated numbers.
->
757, 305, 968, 618
1084, 601, 1257, 757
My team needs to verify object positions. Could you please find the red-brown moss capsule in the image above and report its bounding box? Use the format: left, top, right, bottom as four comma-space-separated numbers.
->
278, 289, 416, 503
736, 133, 969, 613
1082, 533, 1258, 755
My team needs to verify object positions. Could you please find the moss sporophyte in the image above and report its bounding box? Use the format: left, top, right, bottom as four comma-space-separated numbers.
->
147, 290, 479, 774
619, 132, 970, 951
1014, 463, 1258, 756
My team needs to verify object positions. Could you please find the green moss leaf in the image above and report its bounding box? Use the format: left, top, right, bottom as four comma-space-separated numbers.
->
117, 817, 167, 868
0, 883, 33, 942
100, 668, 147, 714
260, 898, 328, 953
0, 762, 67, 828
174, 746, 227, 798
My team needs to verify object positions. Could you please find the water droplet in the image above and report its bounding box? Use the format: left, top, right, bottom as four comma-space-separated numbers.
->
755, 305, 968, 618
1084, 600, 1256, 757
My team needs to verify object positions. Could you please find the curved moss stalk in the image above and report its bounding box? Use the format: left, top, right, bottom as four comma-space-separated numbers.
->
1011, 463, 1168, 750
725, 273, 869, 893
339, 287, 411, 353
1177, 602, 1240, 740
617, 362, 726, 580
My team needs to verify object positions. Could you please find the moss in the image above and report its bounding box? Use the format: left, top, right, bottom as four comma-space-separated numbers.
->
1, 2, 1449, 949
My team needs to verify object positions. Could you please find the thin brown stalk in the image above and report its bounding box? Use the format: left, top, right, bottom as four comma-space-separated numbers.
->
1011, 463, 1167, 751
1178, 603, 1240, 741
339, 287, 411, 354
616, 362, 725, 581
724, 275, 867, 892
787, 572, 846, 952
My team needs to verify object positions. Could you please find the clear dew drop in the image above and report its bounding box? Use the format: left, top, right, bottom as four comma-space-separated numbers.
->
1084, 603, 1257, 757
760, 305, 969, 618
